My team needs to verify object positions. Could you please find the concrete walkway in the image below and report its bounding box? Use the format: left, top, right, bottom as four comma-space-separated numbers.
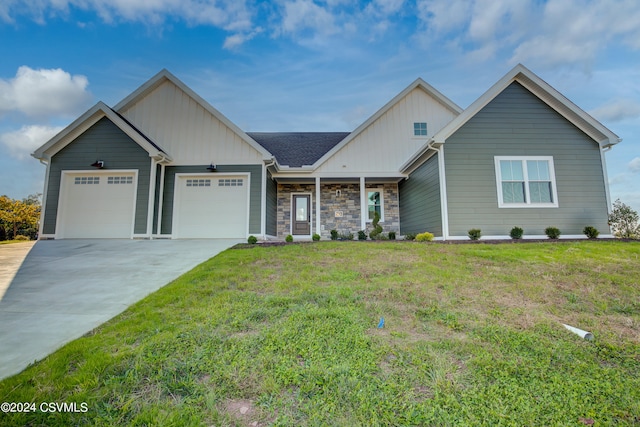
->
0, 241, 36, 301
0, 239, 240, 380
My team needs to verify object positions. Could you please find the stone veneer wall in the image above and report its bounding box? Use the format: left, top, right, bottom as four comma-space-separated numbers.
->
320, 184, 361, 239
277, 184, 316, 237
277, 182, 400, 239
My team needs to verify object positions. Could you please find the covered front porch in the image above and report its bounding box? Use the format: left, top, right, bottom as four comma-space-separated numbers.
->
273, 176, 402, 240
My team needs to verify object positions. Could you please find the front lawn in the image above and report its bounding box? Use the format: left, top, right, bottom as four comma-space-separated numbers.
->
1, 241, 639, 426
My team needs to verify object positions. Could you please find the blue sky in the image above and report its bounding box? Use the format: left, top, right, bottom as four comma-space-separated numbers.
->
1, 0, 639, 213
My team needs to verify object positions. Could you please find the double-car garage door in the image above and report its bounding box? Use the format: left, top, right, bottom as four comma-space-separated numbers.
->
56, 171, 249, 239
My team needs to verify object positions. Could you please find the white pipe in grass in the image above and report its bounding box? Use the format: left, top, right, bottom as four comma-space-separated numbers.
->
563, 324, 594, 341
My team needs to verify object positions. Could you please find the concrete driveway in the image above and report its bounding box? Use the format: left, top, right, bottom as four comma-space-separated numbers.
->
0, 239, 240, 380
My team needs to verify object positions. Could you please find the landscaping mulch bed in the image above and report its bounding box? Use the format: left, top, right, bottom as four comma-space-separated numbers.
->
233, 237, 630, 249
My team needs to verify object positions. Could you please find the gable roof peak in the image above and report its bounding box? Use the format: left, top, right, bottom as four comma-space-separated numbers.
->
113, 69, 273, 160
432, 63, 620, 148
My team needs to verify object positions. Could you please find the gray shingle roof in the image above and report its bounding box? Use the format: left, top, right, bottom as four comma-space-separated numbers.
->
247, 132, 350, 167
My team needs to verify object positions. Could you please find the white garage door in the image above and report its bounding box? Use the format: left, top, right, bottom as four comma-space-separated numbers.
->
57, 172, 137, 238
173, 175, 248, 238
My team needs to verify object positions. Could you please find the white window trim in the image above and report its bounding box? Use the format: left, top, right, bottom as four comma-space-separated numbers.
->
366, 187, 385, 222
413, 122, 428, 137
494, 156, 559, 208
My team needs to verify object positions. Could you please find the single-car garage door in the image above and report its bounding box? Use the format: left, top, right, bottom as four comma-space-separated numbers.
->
57, 171, 137, 238
173, 175, 249, 238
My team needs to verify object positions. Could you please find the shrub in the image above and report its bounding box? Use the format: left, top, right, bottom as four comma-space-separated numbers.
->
247, 235, 258, 244
510, 226, 524, 240
388, 231, 396, 240
339, 232, 354, 241
285, 234, 293, 243
544, 227, 561, 239
369, 211, 383, 240
468, 229, 482, 241
14, 234, 30, 241
357, 230, 367, 241
404, 233, 417, 241
583, 226, 599, 239
608, 199, 639, 239
416, 232, 434, 242
330, 229, 339, 240
312, 233, 321, 241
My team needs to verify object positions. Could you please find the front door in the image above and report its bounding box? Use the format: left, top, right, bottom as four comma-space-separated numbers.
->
292, 195, 311, 235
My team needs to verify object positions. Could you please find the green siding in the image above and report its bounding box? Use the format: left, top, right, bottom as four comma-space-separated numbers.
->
266, 170, 277, 236
444, 82, 610, 237
399, 153, 442, 236
160, 165, 262, 235
43, 117, 151, 235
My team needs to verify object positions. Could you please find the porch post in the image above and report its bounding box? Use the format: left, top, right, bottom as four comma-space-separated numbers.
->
360, 176, 366, 231
315, 176, 321, 236
146, 158, 158, 238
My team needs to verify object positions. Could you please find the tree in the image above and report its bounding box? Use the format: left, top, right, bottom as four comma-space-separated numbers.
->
608, 199, 639, 239
0, 195, 41, 240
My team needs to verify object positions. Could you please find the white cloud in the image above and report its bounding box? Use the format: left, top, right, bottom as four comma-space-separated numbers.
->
416, 0, 640, 69
0, 125, 63, 160
223, 28, 263, 50
280, 0, 338, 37
590, 99, 640, 123
0, 66, 91, 118
416, 0, 472, 35
2, 0, 256, 45
367, 0, 405, 16
629, 157, 640, 174
509, 0, 640, 68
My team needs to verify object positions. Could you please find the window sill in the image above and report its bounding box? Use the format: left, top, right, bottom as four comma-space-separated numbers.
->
497, 203, 558, 209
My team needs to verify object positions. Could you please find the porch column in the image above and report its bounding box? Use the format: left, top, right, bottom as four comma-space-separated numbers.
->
146, 158, 158, 238
315, 176, 321, 236
360, 176, 366, 231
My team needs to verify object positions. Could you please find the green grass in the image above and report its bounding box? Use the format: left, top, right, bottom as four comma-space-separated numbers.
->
0, 239, 32, 245
1, 241, 639, 426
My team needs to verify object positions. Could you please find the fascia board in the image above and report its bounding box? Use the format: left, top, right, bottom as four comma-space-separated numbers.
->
106, 109, 170, 160
114, 69, 274, 160
113, 69, 171, 112
32, 102, 109, 159
311, 78, 463, 170
432, 64, 620, 147
270, 171, 407, 179
513, 66, 621, 147
31, 101, 169, 160
431, 65, 525, 144
399, 138, 438, 173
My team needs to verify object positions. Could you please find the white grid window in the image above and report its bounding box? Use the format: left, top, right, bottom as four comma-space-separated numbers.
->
74, 176, 100, 185
414, 122, 427, 136
107, 176, 133, 184
494, 156, 558, 208
186, 179, 211, 187
367, 189, 384, 221
218, 178, 243, 187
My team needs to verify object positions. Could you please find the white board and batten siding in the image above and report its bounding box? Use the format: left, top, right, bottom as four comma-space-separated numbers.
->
118, 80, 264, 165
56, 171, 138, 238
172, 173, 250, 239
316, 87, 458, 175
